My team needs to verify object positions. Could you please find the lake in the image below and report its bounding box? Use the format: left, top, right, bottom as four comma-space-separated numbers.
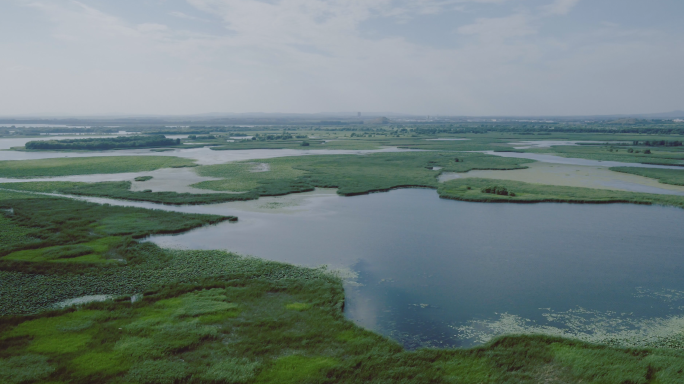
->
138, 188, 684, 349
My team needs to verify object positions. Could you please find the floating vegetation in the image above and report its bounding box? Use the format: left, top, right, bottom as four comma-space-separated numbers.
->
635, 287, 684, 307
454, 306, 684, 349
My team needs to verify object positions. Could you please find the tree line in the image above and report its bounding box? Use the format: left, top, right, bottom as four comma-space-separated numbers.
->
25, 135, 181, 150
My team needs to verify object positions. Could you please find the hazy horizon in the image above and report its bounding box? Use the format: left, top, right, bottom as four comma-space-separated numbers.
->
2, 0, 683, 116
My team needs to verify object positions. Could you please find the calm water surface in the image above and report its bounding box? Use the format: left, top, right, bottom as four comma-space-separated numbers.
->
142, 189, 684, 348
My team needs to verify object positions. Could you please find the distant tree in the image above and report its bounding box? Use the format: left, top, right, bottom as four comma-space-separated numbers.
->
644, 149, 652, 154
301, 141, 310, 147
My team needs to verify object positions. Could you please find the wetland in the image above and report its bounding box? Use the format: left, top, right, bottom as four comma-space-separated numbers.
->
4, 126, 684, 383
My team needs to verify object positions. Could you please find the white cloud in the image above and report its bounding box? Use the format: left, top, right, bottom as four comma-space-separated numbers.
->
169, 11, 209, 22
458, 13, 536, 41
541, 0, 580, 16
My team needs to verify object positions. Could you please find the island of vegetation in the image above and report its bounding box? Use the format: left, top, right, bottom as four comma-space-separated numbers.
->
24, 135, 180, 151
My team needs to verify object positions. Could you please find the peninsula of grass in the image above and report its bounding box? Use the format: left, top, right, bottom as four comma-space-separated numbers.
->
610, 167, 684, 186
0, 156, 196, 178
1, 181, 256, 205
2, 244, 684, 383
0, 189, 235, 264
438, 177, 684, 208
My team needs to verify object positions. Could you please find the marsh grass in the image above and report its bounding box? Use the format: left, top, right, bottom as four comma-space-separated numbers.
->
0, 190, 234, 274
3, 237, 124, 264
194, 152, 532, 196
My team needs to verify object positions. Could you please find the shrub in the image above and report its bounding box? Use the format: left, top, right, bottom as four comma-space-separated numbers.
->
481, 186, 512, 196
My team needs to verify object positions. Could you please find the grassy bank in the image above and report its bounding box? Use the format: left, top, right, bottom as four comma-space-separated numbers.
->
2, 245, 684, 383
438, 177, 684, 208
611, 167, 684, 186
0, 157, 196, 178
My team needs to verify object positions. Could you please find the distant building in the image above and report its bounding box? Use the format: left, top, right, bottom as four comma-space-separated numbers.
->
368, 117, 390, 125
357, 112, 361, 118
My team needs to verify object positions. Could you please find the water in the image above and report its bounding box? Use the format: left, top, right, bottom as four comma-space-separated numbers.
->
0, 141, 415, 164
133, 189, 684, 349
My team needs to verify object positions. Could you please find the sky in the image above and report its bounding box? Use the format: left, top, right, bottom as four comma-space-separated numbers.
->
1, 0, 683, 116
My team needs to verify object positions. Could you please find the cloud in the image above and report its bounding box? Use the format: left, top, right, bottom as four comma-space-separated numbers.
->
169, 11, 209, 22
541, 0, 580, 16
458, 13, 536, 41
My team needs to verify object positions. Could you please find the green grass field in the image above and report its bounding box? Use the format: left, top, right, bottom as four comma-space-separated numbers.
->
0, 156, 195, 178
